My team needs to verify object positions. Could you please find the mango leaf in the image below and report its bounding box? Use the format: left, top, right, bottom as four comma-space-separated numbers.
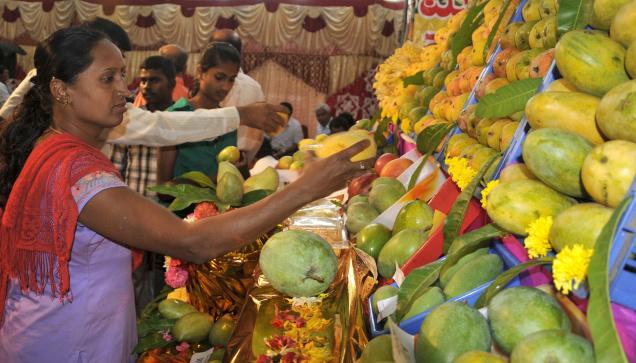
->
403, 71, 425, 87
450, 2, 487, 63
137, 316, 175, 337
407, 154, 430, 191
557, 0, 593, 35
374, 117, 392, 147
148, 184, 219, 211
474, 256, 554, 308
133, 331, 173, 354
240, 189, 273, 206
475, 78, 542, 119
441, 224, 506, 277
442, 153, 500, 253
416, 122, 455, 155
395, 259, 445, 321
176, 171, 215, 188
482, 0, 513, 62
588, 197, 631, 363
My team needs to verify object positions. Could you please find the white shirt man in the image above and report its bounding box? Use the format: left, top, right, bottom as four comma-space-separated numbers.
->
0, 70, 283, 151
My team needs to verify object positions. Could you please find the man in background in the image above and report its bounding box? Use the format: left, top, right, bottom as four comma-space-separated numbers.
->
134, 44, 189, 106
315, 103, 333, 136
111, 56, 176, 197
110, 56, 178, 314
271, 101, 304, 158
211, 29, 266, 165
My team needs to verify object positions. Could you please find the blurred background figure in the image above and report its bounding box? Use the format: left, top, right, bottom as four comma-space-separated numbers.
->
271, 101, 304, 158
315, 103, 332, 136
134, 44, 189, 107
212, 29, 267, 165
329, 114, 352, 134
0, 65, 9, 107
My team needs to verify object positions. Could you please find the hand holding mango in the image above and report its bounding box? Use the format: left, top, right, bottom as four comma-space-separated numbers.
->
314, 130, 377, 162
267, 112, 289, 137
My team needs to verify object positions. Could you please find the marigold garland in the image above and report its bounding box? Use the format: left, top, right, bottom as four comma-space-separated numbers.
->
480, 179, 500, 209
553, 244, 594, 295
524, 216, 554, 259
446, 157, 477, 191
257, 299, 333, 363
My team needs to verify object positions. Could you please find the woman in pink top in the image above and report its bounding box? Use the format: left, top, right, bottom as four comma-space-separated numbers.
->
0, 27, 373, 362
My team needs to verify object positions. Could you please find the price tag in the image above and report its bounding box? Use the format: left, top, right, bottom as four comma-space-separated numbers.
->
393, 262, 405, 287
190, 347, 215, 363
376, 295, 398, 322
387, 319, 416, 363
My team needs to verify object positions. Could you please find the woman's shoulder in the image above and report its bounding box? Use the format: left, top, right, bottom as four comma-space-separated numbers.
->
166, 97, 193, 112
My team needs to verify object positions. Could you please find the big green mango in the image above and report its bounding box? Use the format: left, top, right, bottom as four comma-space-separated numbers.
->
596, 80, 636, 143
555, 29, 629, 96
377, 228, 429, 278
549, 203, 613, 251
522, 128, 594, 198
486, 179, 576, 235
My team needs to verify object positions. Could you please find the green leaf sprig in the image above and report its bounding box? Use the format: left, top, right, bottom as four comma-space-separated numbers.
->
557, 0, 593, 35
476, 78, 542, 119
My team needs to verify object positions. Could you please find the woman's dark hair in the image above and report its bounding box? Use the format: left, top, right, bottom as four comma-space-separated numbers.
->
189, 42, 240, 97
0, 27, 108, 206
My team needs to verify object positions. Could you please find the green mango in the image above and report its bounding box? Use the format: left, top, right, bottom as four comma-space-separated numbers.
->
392, 200, 434, 235
216, 172, 244, 205
172, 312, 214, 343
443, 254, 503, 298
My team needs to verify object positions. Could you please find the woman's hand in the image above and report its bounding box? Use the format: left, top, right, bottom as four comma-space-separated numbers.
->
296, 140, 375, 201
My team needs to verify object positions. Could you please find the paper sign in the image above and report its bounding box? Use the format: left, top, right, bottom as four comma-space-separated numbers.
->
393, 262, 405, 287
388, 318, 416, 363
190, 347, 215, 363
377, 295, 398, 322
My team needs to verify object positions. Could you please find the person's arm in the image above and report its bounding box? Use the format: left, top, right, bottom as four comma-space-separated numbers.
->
105, 102, 287, 147
0, 69, 36, 120
79, 141, 374, 263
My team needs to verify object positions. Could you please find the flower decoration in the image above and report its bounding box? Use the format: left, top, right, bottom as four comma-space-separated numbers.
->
524, 216, 554, 259
445, 157, 477, 191
480, 179, 500, 209
553, 244, 594, 294
257, 299, 332, 363
164, 257, 189, 288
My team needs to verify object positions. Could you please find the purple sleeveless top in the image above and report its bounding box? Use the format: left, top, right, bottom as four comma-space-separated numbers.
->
0, 171, 136, 363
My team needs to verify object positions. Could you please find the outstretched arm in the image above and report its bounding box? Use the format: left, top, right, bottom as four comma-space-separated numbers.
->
79, 141, 374, 263
105, 102, 288, 147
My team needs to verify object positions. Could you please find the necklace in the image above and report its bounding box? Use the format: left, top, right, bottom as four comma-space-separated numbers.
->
48, 126, 64, 135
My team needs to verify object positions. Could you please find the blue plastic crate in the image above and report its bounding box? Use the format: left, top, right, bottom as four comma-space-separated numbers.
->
367, 241, 521, 336
608, 176, 636, 310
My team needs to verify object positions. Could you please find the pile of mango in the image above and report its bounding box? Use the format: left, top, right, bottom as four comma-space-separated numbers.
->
215, 161, 279, 205
362, 286, 594, 363
429, 0, 519, 124
487, 1, 636, 246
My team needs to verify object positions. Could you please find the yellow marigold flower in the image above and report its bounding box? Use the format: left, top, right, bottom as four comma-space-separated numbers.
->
446, 157, 477, 190
524, 216, 554, 259
480, 179, 500, 209
553, 244, 594, 294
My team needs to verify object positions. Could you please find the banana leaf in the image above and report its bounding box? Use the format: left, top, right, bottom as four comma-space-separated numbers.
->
557, 0, 593, 35
588, 197, 631, 363
440, 223, 506, 277
450, 2, 487, 68
475, 78, 543, 119
395, 259, 445, 322
177, 171, 215, 188
482, 0, 513, 62
442, 153, 500, 253
474, 257, 554, 308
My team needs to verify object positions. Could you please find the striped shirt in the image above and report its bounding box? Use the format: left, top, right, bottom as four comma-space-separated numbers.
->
110, 144, 158, 197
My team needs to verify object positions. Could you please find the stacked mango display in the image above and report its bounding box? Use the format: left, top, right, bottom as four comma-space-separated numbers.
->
362, 286, 595, 363
429, 0, 518, 124
492, 0, 558, 83
487, 2, 636, 250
